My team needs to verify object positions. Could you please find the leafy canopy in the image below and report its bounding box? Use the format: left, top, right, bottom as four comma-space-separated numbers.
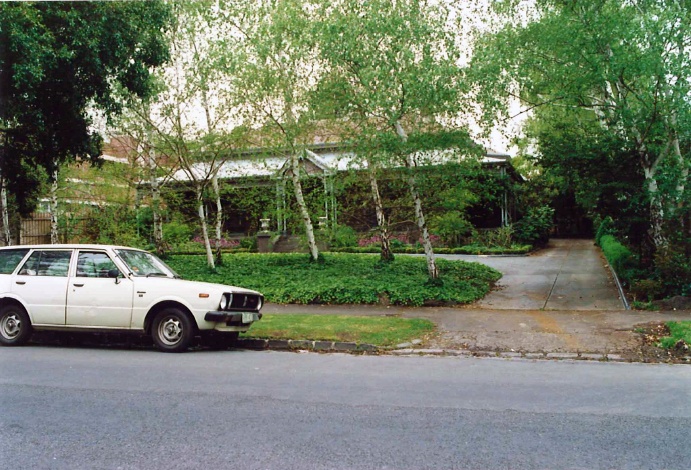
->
0, 1, 171, 213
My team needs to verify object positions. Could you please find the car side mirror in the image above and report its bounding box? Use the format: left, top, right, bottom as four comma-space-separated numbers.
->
108, 268, 122, 284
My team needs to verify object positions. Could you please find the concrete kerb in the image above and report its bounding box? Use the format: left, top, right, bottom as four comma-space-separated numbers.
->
235, 338, 663, 362
236, 338, 379, 353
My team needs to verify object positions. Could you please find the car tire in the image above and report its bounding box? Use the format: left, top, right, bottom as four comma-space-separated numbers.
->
151, 308, 194, 353
0, 304, 33, 346
204, 332, 239, 350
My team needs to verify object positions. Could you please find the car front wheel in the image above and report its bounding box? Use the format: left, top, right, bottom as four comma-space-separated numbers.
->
151, 308, 194, 352
0, 305, 33, 346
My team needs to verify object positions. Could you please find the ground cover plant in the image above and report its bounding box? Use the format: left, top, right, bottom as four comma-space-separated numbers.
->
658, 322, 691, 350
240, 314, 434, 347
167, 253, 501, 306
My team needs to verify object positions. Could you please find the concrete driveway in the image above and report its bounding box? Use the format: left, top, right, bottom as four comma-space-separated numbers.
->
437, 238, 625, 310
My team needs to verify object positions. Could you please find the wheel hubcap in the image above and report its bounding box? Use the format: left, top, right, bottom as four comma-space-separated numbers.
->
158, 317, 183, 346
1, 314, 21, 339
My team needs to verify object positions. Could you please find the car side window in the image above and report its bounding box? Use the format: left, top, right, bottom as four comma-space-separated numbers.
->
76, 251, 119, 278
19, 250, 72, 277
0, 248, 30, 274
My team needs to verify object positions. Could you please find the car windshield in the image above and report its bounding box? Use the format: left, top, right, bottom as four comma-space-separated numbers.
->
114, 249, 180, 278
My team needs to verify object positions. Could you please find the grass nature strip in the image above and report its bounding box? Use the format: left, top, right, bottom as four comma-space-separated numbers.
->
658, 321, 691, 349
240, 314, 434, 347
167, 252, 501, 306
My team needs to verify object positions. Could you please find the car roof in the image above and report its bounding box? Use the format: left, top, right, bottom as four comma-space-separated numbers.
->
0, 244, 144, 251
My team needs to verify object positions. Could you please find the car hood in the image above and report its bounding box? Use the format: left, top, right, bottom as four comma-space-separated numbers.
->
135, 277, 262, 296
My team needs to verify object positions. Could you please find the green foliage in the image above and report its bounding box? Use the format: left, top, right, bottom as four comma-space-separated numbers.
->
0, 1, 171, 213
657, 322, 691, 350
328, 224, 358, 248
167, 253, 501, 307
162, 220, 194, 248
329, 245, 531, 255
429, 212, 475, 247
630, 279, 663, 303
599, 235, 639, 287
242, 314, 434, 347
653, 248, 691, 298
595, 217, 617, 247
239, 236, 257, 251
473, 0, 690, 258
75, 206, 146, 248
513, 206, 554, 246
473, 226, 515, 249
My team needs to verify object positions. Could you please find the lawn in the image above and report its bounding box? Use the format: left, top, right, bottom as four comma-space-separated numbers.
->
240, 314, 435, 347
658, 321, 691, 349
167, 252, 501, 306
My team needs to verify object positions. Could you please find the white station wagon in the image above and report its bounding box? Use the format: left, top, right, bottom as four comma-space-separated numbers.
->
0, 245, 263, 352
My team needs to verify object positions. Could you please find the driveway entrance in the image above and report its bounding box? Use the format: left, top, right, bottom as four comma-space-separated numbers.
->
439, 239, 624, 310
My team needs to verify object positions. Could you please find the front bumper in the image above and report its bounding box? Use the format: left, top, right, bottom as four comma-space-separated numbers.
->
205, 311, 263, 326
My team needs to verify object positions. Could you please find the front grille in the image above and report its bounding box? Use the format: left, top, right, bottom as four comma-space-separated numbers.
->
226, 293, 262, 311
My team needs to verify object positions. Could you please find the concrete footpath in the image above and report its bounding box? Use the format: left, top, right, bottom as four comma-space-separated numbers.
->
252, 239, 691, 361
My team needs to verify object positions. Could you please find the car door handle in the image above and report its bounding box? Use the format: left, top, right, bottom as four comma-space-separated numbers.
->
15, 281, 26, 285
73, 283, 84, 287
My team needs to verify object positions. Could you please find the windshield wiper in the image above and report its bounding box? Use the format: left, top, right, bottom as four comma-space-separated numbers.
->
146, 272, 169, 278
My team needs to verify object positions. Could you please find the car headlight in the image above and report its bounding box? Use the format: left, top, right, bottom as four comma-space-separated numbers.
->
219, 294, 230, 310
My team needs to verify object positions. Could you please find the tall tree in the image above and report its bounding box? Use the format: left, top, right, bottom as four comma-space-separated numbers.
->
124, 0, 245, 268
219, 0, 323, 261
0, 1, 171, 222
314, 0, 468, 277
471, 0, 691, 251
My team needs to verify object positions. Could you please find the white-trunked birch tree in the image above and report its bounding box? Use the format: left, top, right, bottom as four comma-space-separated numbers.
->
314, 0, 468, 278
131, 1, 245, 269
217, 0, 324, 261
0, 174, 11, 245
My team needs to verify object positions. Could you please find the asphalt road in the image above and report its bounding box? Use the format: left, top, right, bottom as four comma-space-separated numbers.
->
2, 347, 690, 469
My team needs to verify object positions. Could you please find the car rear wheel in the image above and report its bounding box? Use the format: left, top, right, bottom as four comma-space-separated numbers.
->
0, 305, 33, 346
151, 308, 194, 352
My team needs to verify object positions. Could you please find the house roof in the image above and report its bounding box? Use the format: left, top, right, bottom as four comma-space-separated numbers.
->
168, 144, 515, 183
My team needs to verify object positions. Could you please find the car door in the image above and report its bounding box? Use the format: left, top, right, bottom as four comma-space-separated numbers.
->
12, 249, 73, 325
66, 250, 134, 328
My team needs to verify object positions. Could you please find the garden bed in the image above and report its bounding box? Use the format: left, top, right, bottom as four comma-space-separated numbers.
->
167, 252, 501, 306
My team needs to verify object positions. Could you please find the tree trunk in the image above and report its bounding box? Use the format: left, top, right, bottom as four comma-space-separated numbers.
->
1, 175, 11, 246
148, 143, 164, 255
291, 152, 319, 261
196, 187, 215, 269
367, 161, 393, 262
213, 174, 223, 264
395, 122, 438, 279
643, 164, 666, 249
50, 168, 59, 244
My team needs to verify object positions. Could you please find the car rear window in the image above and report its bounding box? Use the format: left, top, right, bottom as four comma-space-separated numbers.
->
0, 249, 30, 274
19, 250, 72, 277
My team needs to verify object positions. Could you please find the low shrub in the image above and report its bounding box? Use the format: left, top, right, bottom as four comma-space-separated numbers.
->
167, 252, 502, 306
599, 234, 639, 287
429, 211, 475, 247
595, 216, 616, 246
653, 247, 691, 298
513, 206, 554, 246
473, 226, 515, 248
328, 244, 531, 255
162, 220, 194, 248
328, 224, 358, 248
